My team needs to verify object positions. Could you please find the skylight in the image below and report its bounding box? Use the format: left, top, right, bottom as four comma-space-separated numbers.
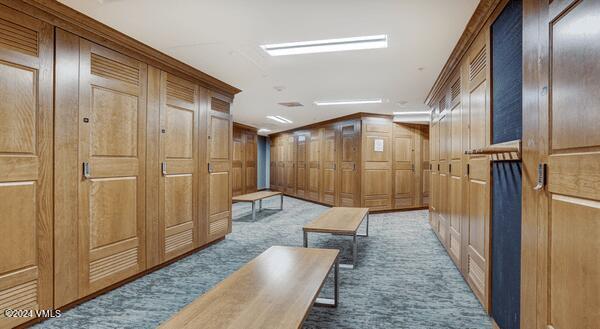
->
261, 35, 388, 56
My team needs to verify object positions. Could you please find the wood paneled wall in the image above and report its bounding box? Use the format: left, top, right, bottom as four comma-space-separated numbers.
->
0, 2, 237, 326
270, 114, 428, 211
232, 123, 257, 196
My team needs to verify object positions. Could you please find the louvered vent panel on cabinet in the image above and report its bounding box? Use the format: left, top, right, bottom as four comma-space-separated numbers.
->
0, 18, 37, 56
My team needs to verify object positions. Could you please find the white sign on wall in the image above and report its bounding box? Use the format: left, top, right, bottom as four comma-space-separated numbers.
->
374, 139, 384, 152
298, 135, 306, 142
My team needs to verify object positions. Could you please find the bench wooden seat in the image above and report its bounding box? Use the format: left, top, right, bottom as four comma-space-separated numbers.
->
159, 246, 339, 329
232, 191, 283, 220
303, 207, 369, 269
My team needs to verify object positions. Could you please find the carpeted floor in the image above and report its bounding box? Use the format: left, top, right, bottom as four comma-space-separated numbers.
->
35, 196, 492, 329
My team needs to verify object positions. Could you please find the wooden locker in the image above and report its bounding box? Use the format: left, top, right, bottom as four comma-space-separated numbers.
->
361, 118, 392, 211
158, 72, 199, 262
438, 110, 451, 247
232, 127, 244, 196
295, 133, 308, 198
244, 131, 257, 193
0, 8, 54, 327
285, 135, 296, 195
522, 1, 600, 327
421, 126, 430, 206
464, 33, 490, 309
448, 75, 463, 266
207, 95, 232, 242
338, 120, 361, 207
307, 129, 321, 201
54, 32, 147, 305
277, 136, 285, 192
392, 123, 416, 209
321, 126, 337, 205
430, 120, 440, 232
269, 140, 277, 190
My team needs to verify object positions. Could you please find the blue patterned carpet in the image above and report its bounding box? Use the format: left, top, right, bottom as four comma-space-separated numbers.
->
35, 196, 491, 329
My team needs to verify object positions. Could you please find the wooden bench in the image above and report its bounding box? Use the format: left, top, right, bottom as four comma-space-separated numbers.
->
303, 207, 369, 269
159, 246, 339, 329
232, 190, 283, 220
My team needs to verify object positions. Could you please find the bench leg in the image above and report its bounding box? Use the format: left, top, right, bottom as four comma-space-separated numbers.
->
259, 199, 262, 211
303, 231, 308, 248
339, 234, 358, 270
252, 201, 256, 221
280, 194, 283, 210
357, 213, 369, 237
314, 258, 339, 308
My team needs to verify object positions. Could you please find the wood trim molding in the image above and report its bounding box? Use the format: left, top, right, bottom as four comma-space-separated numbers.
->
425, 0, 502, 106
233, 122, 258, 132
0, 0, 241, 97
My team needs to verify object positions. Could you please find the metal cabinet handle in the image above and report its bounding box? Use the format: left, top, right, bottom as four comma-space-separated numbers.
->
534, 163, 546, 191
208, 163, 213, 173
161, 162, 167, 176
83, 162, 91, 179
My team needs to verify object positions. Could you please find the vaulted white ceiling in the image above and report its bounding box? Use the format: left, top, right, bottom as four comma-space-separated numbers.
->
60, 0, 478, 134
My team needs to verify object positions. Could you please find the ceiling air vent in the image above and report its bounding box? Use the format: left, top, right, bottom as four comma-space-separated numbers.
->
278, 102, 304, 108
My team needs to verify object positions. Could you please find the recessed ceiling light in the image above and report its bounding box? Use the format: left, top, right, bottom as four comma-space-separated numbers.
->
258, 128, 271, 133
261, 35, 388, 56
315, 99, 383, 106
393, 111, 431, 115
266, 115, 293, 124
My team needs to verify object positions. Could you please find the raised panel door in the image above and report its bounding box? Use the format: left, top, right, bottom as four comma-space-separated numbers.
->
159, 73, 198, 261
539, 2, 600, 327
0, 9, 53, 327
207, 97, 232, 241
393, 124, 415, 208
321, 127, 336, 205
295, 134, 308, 198
339, 121, 360, 207
285, 135, 295, 195
76, 40, 147, 296
244, 132, 257, 193
232, 128, 243, 196
308, 130, 320, 201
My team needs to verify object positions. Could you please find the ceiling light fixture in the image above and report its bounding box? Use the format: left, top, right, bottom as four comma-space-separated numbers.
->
258, 128, 271, 133
266, 115, 293, 124
315, 99, 383, 106
261, 35, 388, 56
393, 111, 431, 115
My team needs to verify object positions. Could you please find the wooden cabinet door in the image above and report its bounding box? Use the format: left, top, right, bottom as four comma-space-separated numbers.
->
361, 119, 392, 211
448, 77, 463, 266
529, 1, 600, 327
277, 138, 285, 192
76, 39, 147, 296
430, 121, 440, 231
158, 73, 198, 261
285, 135, 296, 195
232, 128, 243, 196
421, 127, 430, 205
321, 127, 337, 205
207, 97, 232, 241
393, 124, 416, 208
438, 113, 451, 246
308, 130, 321, 201
0, 8, 53, 327
244, 131, 257, 193
339, 121, 361, 207
296, 134, 308, 198
465, 34, 490, 309
269, 141, 277, 190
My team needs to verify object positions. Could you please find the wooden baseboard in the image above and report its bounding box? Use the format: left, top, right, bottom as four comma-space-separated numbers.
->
18, 237, 225, 329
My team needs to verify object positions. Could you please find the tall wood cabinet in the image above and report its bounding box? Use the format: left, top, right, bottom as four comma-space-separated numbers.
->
232, 123, 257, 196
269, 115, 428, 211
0, 1, 238, 319
0, 7, 53, 328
